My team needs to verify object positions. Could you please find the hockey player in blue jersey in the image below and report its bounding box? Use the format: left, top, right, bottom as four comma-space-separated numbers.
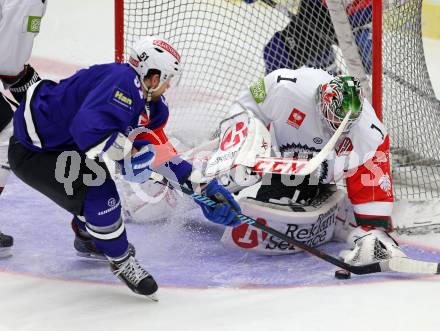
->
8, 36, 241, 298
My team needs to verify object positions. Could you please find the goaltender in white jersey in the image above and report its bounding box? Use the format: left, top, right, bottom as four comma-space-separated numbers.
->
219, 67, 404, 266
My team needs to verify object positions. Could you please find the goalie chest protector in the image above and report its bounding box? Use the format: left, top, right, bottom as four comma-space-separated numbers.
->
221, 189, 347, 255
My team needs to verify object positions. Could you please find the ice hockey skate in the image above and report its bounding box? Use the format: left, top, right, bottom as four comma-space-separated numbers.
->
0, 231, 13, 258
109, 252, 158, 300
72, 220, 135, 261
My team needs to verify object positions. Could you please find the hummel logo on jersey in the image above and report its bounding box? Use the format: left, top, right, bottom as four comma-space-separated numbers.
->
287, 108, 306, 128
110, 88, 133, 111
336, 137, 353, 156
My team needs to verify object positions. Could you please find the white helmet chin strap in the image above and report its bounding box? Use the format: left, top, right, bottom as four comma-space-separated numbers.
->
141, 78, 156, 102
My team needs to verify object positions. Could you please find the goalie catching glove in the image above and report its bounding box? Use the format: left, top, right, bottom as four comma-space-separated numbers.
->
194, 179, 241, 227
339, 227, 406, 266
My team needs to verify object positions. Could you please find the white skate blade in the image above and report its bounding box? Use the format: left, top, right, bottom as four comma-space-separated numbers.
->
0, 247, 12, 259
76, 252, 107, 261
147, 293, 159, 302
385, 257, 440, 274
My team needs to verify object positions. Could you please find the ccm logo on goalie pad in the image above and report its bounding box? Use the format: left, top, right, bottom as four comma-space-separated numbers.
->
220, 122, 248, 151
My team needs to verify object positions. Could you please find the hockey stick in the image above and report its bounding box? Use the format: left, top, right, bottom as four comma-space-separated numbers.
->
278, 109, 352, 176
2, 94, 19, 109
188, 110, 352, 180
236, 109, 352, 176
154, 173, 440, 276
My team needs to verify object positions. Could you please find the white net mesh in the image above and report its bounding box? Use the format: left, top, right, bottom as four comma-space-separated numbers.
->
381, 1, 440, 200
120, 0, 440, 200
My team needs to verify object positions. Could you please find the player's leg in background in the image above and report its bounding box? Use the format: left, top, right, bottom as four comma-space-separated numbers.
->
263, 0, 338, 74
0, 93, 15, 258
0, 64, 41, 257
347, 1, 372, 73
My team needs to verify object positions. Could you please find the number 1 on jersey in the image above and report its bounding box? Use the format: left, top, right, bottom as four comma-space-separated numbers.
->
277, 75, 297, 84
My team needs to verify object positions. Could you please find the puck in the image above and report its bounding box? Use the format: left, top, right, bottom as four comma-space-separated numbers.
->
334, 269, 351, 279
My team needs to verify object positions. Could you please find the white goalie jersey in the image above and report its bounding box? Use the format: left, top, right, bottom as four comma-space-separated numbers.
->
228, 67, 394, 230
0, 0, 47, 76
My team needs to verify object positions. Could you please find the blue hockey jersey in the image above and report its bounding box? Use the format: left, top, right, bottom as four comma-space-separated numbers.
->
13, 62, 193, 184
14, 63, 153, 154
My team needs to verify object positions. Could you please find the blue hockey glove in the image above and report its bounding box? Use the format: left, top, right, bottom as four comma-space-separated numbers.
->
194, 179, 241, 227
120, 144, 155, 183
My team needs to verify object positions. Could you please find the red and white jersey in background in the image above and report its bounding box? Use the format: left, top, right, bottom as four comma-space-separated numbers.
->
229, 67, 393, 230
0, 0, 47, 76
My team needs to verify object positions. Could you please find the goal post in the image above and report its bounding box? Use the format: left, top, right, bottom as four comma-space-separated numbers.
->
114, 0, 124, 64
114, 0, 440, 200
372, 0, 382, 121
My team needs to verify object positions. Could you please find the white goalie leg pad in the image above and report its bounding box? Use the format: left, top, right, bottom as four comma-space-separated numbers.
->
115, 178, 188, 223
221, 189, 346, 255
0, 166, 9, 188
339, 228, 407, 266
332, 195, 357, 242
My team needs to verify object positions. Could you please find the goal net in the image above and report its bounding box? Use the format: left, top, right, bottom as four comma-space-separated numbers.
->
115, 0, 440, 201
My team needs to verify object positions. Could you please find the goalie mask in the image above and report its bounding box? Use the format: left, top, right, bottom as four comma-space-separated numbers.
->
128, 35, 181, 86
316, 76, 363, 132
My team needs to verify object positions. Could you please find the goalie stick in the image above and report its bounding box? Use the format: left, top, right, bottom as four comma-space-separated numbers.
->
188, 109, 352, 181
152, 173, 440, 276
254, 108, 353, 176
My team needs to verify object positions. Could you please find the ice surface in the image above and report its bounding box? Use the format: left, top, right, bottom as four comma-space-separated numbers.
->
1, 1, 440, 330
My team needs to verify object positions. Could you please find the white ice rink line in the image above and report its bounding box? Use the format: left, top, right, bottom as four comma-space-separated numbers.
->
0, 270, 439, 331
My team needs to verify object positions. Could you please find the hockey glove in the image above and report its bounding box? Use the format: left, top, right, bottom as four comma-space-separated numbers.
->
1, 65, 41, 102
120, 144, 155, 184
194, 179, 241, 227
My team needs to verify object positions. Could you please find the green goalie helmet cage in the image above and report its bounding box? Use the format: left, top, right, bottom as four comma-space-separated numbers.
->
114, 0, 440, 201
317, 76, 363, 132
